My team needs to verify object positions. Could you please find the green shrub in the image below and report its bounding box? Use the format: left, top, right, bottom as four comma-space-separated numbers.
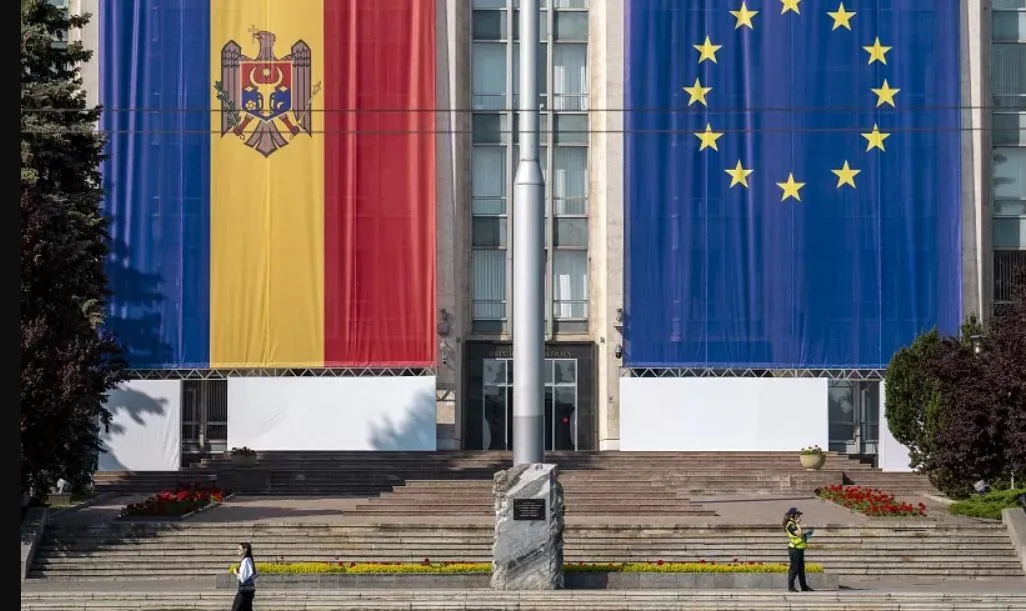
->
949, 488, 1026, 520
234, 561, 824, 575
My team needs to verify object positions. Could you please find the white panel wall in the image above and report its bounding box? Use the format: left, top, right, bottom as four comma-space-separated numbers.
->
227, 377, 438, 451
620, 378, 829, 452
876, 381, 914, 472
99, 380, 182, 471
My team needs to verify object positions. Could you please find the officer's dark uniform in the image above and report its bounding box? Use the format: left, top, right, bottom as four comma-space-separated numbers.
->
784, 508, 814, 592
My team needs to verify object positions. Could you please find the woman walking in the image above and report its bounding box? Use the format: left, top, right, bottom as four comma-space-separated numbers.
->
230, 542, 258, 611
783, 507, 814, 592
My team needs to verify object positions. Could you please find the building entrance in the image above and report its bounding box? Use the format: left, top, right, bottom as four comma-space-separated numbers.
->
828, 380, 880, 456
464, 342, 596, 451
482, 357, 580, 451
180, 380, 228, 467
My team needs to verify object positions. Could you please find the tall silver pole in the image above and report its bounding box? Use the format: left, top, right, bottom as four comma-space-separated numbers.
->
512, 0, 545, 466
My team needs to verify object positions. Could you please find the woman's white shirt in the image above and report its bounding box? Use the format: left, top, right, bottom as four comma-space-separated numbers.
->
237, 557, 256, 584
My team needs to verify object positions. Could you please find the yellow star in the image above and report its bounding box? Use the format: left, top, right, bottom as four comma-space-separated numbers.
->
831, 160, 861, 189
863, 37, 891, 65
730, 2, 759, 30
871, 79, 901, 108
695, 124, 724, 151
725, 160, 754, 188
683, 78, 712, 107
694, 36, 723, 63
827, 2, 856, 30
777, 173, 806, 202
862, 123, 890, 152
781, 0, 801, 15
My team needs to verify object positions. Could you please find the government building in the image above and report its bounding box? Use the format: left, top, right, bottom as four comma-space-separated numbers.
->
62, 0, 1022, 472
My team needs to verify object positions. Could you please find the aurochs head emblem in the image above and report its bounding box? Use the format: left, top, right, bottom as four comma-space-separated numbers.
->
213, 27, 323, 158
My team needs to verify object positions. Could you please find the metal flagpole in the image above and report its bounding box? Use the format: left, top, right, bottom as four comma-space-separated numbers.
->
512, 0, 545, 466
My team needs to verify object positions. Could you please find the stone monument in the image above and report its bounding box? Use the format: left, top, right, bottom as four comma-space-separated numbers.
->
491, 463, 565, 590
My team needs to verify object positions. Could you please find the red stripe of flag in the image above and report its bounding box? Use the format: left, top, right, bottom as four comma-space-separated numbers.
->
324, 0, 437, 366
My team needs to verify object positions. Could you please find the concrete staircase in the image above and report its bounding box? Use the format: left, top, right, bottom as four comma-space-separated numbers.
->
19, 589, 1026, 610
93, 451, 939, 500
29, 522, 1022, 580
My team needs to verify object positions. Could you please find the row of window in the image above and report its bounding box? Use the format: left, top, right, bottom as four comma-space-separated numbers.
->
992, 6, 1026, 305
470, 0, 590, 332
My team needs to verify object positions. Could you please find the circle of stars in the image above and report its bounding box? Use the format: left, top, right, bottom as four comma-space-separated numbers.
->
682, 1, 900, 202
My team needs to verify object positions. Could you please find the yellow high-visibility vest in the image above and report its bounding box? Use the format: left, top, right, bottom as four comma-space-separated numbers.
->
786, 519, 807, 550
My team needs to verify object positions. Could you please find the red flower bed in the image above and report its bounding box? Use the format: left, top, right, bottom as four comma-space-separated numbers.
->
817, 484, 927, 517
120, 482, 231, 518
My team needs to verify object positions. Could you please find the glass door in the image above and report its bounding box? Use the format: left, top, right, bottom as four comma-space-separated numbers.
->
480, 357, 579, 451
827, 380, 880, 456
180, 380, 229, 467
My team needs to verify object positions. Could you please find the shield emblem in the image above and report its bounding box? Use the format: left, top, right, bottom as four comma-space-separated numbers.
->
213, 29, 320, 158
240, 61, 293, 121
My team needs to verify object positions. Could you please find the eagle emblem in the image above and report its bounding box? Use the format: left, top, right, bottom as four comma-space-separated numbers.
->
213, 28, 322, 158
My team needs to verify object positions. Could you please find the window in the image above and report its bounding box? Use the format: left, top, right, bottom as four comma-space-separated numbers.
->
553, 250, 588, 319
555, 12, 589, 41
992, 43, 1026, 109
472, 251, 507, 320
472, 43, 507, 110
49, 0, 69, 48
472, 10, 507, 40
512, 43, 548, 105
995, 250, 1026, 303
993, 112, 1026, 146
992, 7, 1026, 307
553, 44, 588, 111
472, 146, 508, 321
470, 0, 590, 332
554, 146, 587, 215
993, 148, 1026, 249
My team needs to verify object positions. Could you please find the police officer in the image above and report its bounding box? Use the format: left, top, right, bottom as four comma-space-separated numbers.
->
783, 507, 814, 592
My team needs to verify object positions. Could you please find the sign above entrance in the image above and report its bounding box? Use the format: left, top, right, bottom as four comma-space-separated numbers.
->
487, 349, 574, 359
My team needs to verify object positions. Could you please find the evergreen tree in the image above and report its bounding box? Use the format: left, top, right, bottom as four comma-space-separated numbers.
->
21, 0, 125, 499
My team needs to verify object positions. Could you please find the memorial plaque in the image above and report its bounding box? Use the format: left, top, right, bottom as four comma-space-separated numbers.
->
512, 498, 546, 521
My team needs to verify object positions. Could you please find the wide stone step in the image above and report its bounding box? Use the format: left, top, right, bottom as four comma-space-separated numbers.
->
32, 553, 1022, 566
364, 495, 701, 504
21, 542, 1025, 557
341, 507, 718, 516
224, 463, 857, 471
246, 471, 850, 479
19, 589, 1026, 611
32, 539, 1019, 554
219, 460, 864, 468
39, 524, 1011, 536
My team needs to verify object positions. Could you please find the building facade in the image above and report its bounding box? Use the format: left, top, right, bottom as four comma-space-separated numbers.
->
68, 0, 1017, 471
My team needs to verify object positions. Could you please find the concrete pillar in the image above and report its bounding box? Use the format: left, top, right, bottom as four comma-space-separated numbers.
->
589, 0, 624, 451
961, 0, 991, 322
436, 0, 471, 450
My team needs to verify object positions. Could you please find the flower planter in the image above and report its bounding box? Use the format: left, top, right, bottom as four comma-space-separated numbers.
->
800, 453, 826, 471
47, 493, 72, 506
817, 484, 927, 517
231, 454, 257, 467
118, 483, 233, 521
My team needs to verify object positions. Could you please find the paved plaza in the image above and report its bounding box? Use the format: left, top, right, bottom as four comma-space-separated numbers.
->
47, 491, 973, 528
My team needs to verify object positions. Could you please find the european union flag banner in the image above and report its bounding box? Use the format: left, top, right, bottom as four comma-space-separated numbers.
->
624, 0, 962, 369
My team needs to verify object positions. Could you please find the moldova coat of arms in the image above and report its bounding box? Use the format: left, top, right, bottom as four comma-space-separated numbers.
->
214, 28, 322, 158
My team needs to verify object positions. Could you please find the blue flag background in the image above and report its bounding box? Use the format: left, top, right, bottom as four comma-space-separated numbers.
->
624, 0, 962, 369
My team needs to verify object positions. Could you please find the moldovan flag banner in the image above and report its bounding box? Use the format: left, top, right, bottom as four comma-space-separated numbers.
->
100, 0, 437, 369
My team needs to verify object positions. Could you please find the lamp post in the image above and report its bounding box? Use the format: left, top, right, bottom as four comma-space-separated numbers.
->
969, 334, 984, 356
511, 0, 545, 466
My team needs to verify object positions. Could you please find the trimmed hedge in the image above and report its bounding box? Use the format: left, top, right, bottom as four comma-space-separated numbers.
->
949, 488, 1026, 521
234, 561, 824, 575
